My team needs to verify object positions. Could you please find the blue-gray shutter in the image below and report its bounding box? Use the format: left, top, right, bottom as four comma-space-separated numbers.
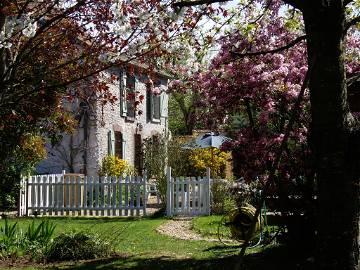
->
160, 91, 168, 117
120, 70, 127, 117
107, 130, 115, 155
121, 135, 126, 160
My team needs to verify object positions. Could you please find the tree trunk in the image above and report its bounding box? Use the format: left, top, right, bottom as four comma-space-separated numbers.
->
303, 1, 360, 269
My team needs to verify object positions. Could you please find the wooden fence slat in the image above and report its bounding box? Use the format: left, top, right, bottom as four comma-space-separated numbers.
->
49, 175, 53, 216
130, 176, 134, 216
95, 176, 99, 215
175, 178, 180, 215
100, 177, 105, 216
124, 176, 128, 216
77, 176, 81, 215
112, 177, 117, 216
166, 167, 172, 216
19, 173, 147, 217
119, 176, 123, 216
89, 176, 94, 216
107, 177, 111, 216
181, 178, 185, 214
136, 176, 140, 216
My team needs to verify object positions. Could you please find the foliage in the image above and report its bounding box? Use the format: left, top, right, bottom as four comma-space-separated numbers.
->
0, 218, 56, 261
25, 220, 56, 245
142, 135, 167, 206
98, 155, 132, 177
188, 148, 229, 178
167, 138, 193, 177
0, 0, 209, 206
0, 219, 20, 259
0, 134, 48, 209
168, 91, 205, 136
46, 231, 112, 262
210, 180, 236, 215
18, 135, 47, 173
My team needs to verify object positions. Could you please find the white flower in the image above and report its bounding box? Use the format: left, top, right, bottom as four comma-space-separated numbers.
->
22, 21, 38, 38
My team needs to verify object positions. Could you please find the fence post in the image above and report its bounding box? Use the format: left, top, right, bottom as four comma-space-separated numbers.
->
18, 176, 24, 217
143, 170, 147, 216
166, 167, 172, 217
206, 167, 211, 215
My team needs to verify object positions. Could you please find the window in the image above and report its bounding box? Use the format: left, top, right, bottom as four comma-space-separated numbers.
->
152, 94, 161, 120
147, 82, 162, 122
126, 75, 136, 119
114, 131, 123, 158
120, 70, 136, 119
108, 130, 126, 159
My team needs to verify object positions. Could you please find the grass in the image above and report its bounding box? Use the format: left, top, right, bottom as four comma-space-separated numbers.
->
0, 216, 308, 270
191, 215, 225, 238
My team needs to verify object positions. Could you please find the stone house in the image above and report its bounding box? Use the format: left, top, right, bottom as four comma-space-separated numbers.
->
37, 65, 169, 176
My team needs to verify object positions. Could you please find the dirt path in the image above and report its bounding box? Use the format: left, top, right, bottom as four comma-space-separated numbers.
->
156, 219, 219, 242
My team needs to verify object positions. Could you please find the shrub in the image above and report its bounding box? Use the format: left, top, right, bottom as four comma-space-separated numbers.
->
25, 220, 56, 244
0, 219, 19, 259
211, 179, 235, 214
46, 231, 112, 262
98, 155, 132, 177
0, 219, 56, 261
143, 135, 167, 206
188, 148, 229, 177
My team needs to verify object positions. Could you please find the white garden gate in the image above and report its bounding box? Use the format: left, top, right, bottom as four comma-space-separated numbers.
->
19, 172, 147, 217
166, 167, 211, 217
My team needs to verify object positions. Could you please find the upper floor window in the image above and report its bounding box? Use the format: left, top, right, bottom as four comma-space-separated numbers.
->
120, 70, 136, 120
147, 83, 163, 123
126, 75, 136, 119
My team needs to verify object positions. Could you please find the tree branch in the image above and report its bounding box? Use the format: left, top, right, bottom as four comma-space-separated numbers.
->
172, 0, 231, 8
231, 35, 306, 58
345, 15, 360, 32
344, 0, 355, 6
282, 0, 303, 10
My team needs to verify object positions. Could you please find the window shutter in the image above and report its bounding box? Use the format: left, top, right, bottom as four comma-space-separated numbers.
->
114, 131, 123, 158
120, 70, 127, 117
147, 89, 154, 122
107, 130, 112, 155
107, 130, 115, 155
126, 75, 136, 118
111, 130, 115, 155
122, 136, 126, 160
161, 92, 168, 117
153, 94, 161, 120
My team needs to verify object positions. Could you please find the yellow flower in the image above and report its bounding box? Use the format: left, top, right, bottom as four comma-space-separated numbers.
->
99, 155, 132, 177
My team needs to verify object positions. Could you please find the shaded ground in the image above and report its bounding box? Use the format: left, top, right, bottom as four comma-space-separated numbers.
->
36, 245, 312, 270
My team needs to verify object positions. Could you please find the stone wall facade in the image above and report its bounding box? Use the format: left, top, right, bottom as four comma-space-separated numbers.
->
37, 67, 169, 176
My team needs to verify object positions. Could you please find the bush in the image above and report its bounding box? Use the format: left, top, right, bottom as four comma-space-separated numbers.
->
99, 155, 133, 177
188, 148, 229, 178
0, 219, 56, 261
211, 179, 235, 214
0, 219, 19, 259
143, 135, 167, 206
46, 231, 112, 262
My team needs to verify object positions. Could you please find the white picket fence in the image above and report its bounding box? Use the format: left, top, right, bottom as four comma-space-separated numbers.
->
19, 173, 147, 217
166, 167, 211, 216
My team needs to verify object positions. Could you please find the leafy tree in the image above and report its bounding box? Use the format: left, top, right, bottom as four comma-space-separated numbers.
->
171, 0, 360, 269
0, 0, 205, 207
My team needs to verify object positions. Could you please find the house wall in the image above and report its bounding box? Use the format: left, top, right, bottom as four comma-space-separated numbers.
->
90, 68, 168, 176
37, 67, 169, 176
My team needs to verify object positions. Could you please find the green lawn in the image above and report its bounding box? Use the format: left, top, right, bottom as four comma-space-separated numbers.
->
0, 216, 307, 270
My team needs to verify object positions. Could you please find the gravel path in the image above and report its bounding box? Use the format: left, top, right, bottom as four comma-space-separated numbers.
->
156, 219, 219, 242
